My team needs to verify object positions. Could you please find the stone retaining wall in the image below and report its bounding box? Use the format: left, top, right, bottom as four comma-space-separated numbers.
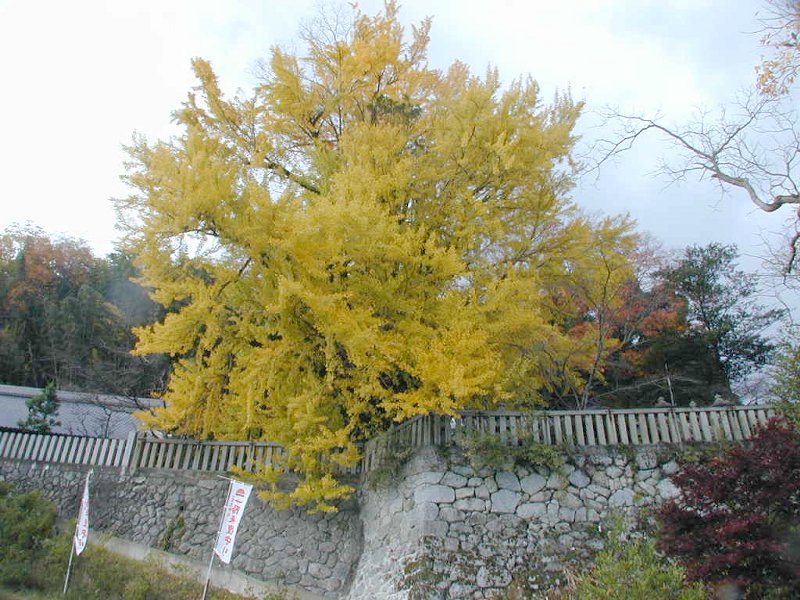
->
0, 460, 362, 598
1, 442, 684, 599
348, 445, 681, 599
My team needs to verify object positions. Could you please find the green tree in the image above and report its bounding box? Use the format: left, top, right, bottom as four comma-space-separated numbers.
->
0, 226, 167, 397
117, 2, 635, 509
18, 382, 60, 433
647, 243, 783, 403
0, 481, 58, 588
771, 329, 800, 402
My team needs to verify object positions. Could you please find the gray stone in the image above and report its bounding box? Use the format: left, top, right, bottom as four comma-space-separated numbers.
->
560, 492, 583, 509
422, 520, 449, 539
588, 483, 610, 498
491, 489, 521, 513
657, 478, 680, 499
495, 471, 521, 491
589, 452, 614, 466
454, 497, 486, 512
450, 464, 474, 477
638, 481, 656, 497
520, 473, 547, 495
477, 565, 512, 588
414, 484, 455, 504
546, 472, 567, 490
450, 522, 474, 535
661, 460, 680, 476
308, 563, 331, 579
443, 537, 460, 552
558, 507, 576, 523
405, 471, 446, 488
412, 501, 440, 521
467, 477, 482, 487
441, 472, 469, 488
516, 502, 547, 519
609, 488, 635, 507
475, 484, 491, 499
635, 451, 658, 470
568, 469, 591, 489
607, 466, 624, 478
439, 507, 465, 523
455, 486, 474, 499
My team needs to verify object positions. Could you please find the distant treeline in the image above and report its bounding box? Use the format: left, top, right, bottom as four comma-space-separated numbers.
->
0, 225, 785, 408
0, 225, 168, 397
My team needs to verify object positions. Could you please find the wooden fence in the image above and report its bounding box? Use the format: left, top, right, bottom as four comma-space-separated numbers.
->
0, 404, 779, 476
0, 428, 134, 469
360, 405, 776, 473
131, 437, 286, 473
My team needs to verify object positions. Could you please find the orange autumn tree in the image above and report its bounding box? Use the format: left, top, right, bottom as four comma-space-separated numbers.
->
117, 2, 635, 510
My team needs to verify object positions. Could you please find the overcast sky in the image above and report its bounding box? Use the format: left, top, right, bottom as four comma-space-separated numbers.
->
0, 0, 793, 310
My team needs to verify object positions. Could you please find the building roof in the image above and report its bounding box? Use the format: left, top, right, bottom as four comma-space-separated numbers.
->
0, 384, 163, 439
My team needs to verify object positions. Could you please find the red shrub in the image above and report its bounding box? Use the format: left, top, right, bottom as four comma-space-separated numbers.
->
659, 418, 800, 598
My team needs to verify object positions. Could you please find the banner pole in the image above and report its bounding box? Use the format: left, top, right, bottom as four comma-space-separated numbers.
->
62, 541, 75, 595
201, 480, 233, 600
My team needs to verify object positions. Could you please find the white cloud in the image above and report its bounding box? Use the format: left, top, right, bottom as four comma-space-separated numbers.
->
0, 0, 776, 268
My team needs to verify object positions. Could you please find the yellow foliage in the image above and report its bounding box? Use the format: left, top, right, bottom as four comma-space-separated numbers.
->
120, 2, 635, 509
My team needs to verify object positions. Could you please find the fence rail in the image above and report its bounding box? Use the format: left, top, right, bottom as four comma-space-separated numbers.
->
0, 429, 133, 468
0, 405, 779, 476
131, 437, 286, 474
360, 405, 776, 473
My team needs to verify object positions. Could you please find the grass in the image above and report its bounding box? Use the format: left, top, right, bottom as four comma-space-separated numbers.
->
2, 530, 280, 600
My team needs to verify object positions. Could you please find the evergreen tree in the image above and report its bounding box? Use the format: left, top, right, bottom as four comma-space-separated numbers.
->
650, 243, 784, 403
18, 382, 60, 433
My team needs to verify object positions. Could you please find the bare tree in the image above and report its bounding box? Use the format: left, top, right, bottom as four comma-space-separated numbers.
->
757, 0, 800, 96
591, 1, 800, 272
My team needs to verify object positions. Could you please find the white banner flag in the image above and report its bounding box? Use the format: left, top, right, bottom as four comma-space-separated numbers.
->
73, 471, 91, 556
213, 479, 253, 564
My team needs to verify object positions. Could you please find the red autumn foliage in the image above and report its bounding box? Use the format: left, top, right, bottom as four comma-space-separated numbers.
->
659, 418, 800, 598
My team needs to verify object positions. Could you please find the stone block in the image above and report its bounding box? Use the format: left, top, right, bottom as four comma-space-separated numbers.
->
516, 502, 546, 519
662, 460, 680, 475
455, 486, 474, 499
558, 507, 576, 523
414, 484, 455, 504
450, 464, 474, 477
422, 520, 449, 539
412, 501, 440, 521
495, 471, 521, 491
443, 537, 460, 552
454, 497, 486, 512
657, 478, 679, 500
635, 451, 658, 470
439, 506, 465, 523
442, 471, 469, 488
568, 469, 590, 489
545, 472, 566, 490
491, 489, 521, 513
405, 471, 446, 489
477, 566, 512, 588
608, 488, 635, 507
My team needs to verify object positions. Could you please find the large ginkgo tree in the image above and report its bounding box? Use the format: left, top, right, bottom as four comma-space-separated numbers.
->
117, 2, 635, 510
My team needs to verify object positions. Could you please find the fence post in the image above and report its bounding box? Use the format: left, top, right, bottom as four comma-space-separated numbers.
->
120, 431, 138, 476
